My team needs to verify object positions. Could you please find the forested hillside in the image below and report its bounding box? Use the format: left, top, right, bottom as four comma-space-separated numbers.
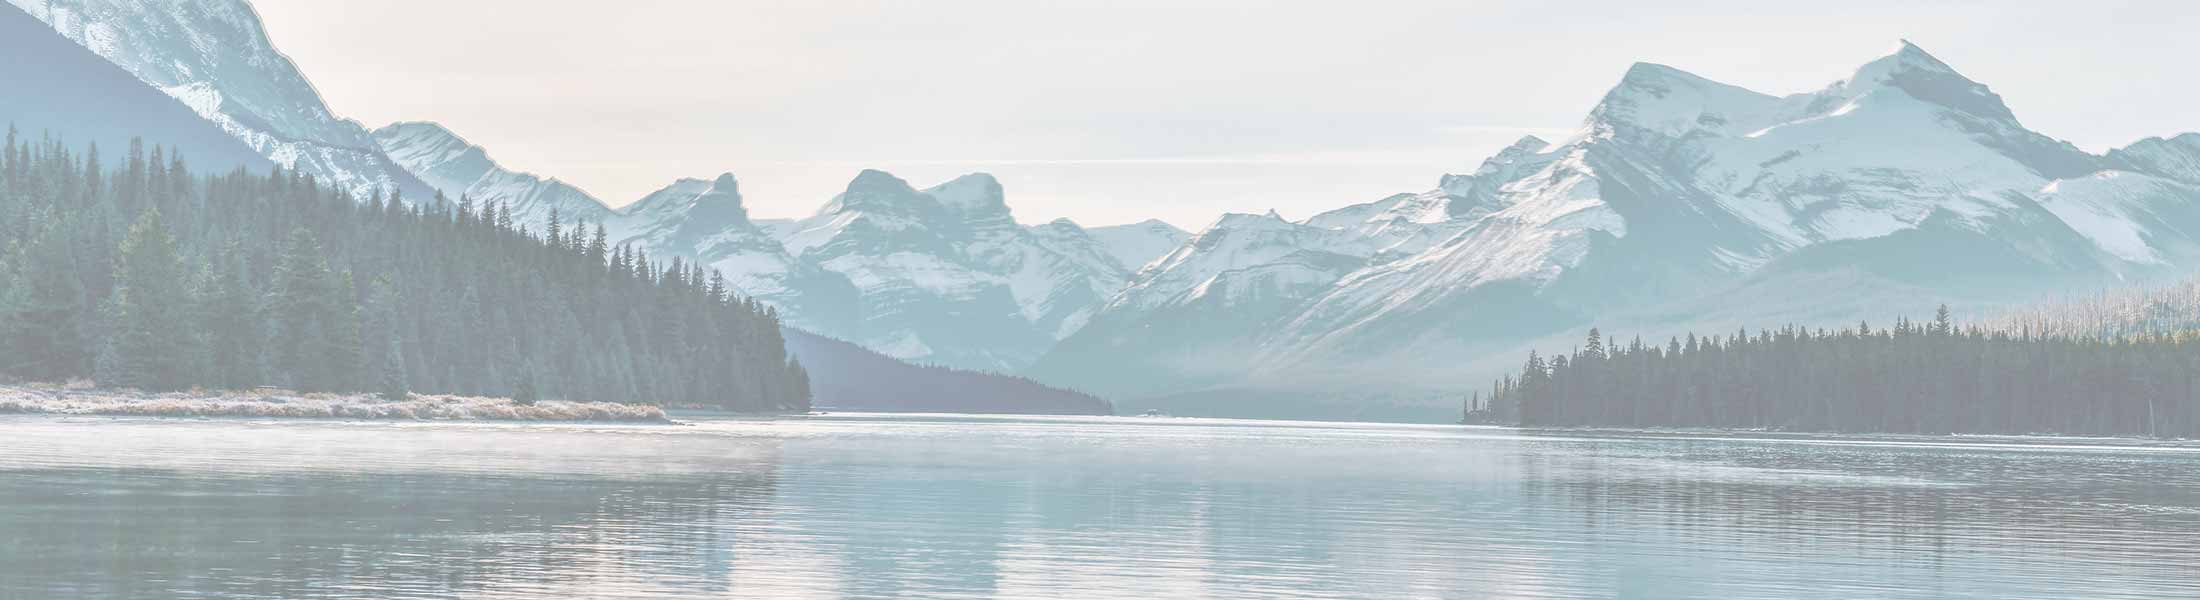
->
1485, 308, 2198, 438
0, 129, 811, 411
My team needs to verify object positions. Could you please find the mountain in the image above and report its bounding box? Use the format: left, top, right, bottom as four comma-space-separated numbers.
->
784, 329, 1110, 415
615, 173, 861, 334
8, 0, 433, 202
772, 170, 1129, 371
1034, 41, 2200, 421
370, 121, 617, 227
1085, 219, 1190, 272
0, 3, 269, 173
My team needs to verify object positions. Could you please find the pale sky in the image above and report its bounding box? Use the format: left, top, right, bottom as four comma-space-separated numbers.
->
253, 0, 2200, 230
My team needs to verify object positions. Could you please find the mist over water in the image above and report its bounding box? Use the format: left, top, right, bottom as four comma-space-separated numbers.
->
0, 415, 2194, 599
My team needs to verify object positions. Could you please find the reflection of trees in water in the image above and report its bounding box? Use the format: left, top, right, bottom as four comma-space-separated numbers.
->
0, 453, 782, 598
1510, 441, 2200, 598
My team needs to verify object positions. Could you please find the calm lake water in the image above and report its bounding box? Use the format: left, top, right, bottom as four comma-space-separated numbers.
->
0, 414, 2195, 599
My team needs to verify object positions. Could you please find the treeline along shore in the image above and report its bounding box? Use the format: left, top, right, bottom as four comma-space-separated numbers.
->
0, 129, 811, 416
1483, 307, 2200, 438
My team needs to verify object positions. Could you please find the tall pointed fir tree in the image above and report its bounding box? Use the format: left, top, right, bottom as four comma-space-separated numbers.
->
96, 209, 196, 391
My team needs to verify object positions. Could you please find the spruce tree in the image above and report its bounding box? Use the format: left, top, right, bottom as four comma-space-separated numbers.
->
365, 276, 408, 402
96, 208, 196, 391
268, 229, 350, 392
0, 214, 89, 380
198, 239, 261, 389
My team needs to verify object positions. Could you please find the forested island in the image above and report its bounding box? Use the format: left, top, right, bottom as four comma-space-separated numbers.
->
0, 130, 811, 415
1481, 307, 2199, 438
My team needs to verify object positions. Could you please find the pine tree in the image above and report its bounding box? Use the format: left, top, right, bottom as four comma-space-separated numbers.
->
96, 208, 196, 391
0, 134, 815, 413
365, 276, 408, 402
198, 238, 260, 389
268, 228, 354, 392
0, 214, 90, 380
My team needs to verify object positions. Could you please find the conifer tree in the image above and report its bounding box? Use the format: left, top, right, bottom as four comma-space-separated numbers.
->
198, 238, 260, 389
268, 229, 351, 392
96, 209, 196, 391
0, 132, 815, 411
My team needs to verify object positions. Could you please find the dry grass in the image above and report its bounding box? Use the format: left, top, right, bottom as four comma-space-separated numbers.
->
0, 384, 667, 422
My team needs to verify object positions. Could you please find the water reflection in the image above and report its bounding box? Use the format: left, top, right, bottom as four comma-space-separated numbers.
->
0, 416, 2193, 599
0, 469, 782, 598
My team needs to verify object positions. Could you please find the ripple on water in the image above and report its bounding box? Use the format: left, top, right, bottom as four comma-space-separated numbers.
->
0, 414, 2194, 599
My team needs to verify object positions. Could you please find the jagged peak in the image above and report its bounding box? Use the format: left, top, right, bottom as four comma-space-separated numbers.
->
817, 169, 931, 217
1831, 39, 2014, 122
1506, 135, 1551, 152
924, 172, 1011, 218
2123, 132, 2200, 150
840, 168, 921, 199
942, 172, 1001, 187
1844, 40, 1965, 87
1587, 61, 1777, 138
1472, 135, 1554, 174
1882, 40, 1958, 74
623, 173, 735, 217
372, 120, 479, 158
1606, 61, 1756, 97
708, 172, 740, 193
1207, 210, 1295, 231
1034, 217, 1088, 236
688, 172, 751, 223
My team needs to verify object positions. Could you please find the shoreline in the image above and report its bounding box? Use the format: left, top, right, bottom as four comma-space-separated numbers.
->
1506, 424, 2198, 447
0, 384, 670, 423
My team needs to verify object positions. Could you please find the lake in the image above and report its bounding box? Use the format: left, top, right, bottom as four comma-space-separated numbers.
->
0, 413, 2195, 599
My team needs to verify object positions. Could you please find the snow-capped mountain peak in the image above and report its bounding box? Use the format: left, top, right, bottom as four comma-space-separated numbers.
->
927, 173, 1012, 224
1086, 219, 1191, 273
1587, 61, 1781, 140
9, 0, 434, 202
618, 173, 754, 243
759, 169, 1135, 370
2107, 133, 2200, 185
1035, 40, 2200, 422
1828, 40, 2016, 124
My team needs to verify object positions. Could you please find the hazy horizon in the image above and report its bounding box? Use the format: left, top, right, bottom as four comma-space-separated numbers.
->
253, 0, 2200, 230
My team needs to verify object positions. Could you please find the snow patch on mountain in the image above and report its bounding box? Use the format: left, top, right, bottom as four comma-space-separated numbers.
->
1036, 41, 2200, 422
766, 170, 1130, 371
371, 121, 616, 228
1085, 219, 1191, 273
10, 0, 434, 202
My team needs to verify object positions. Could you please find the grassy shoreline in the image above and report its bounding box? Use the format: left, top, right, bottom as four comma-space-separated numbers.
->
0, 383, 669, 423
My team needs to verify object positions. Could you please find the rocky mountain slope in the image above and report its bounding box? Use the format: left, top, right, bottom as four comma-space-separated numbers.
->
1, 3, 269, 174
8, 0, 1164, 412
1085, 219, 1190, 273
1032, 42, 2200, 420
41, 0, 2200, 423
370, 122, 618, 227
769, 170, 1133, 371
8, 0, 433, 202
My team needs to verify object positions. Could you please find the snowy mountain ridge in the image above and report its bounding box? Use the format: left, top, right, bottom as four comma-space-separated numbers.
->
8, 0, 435, 202
1031, 41, 2200, 420
370, 122, 618, 228
33, 0, 2200, 420
765, 170, 1140, 370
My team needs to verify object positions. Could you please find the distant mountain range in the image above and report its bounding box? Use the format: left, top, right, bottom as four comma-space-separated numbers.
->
1034, 41, 2200, 420
17, 0, 2200, 422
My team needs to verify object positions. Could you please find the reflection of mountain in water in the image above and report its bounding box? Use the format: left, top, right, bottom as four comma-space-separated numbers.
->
0, 462, 783, 597
2, 418, 2196, 598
